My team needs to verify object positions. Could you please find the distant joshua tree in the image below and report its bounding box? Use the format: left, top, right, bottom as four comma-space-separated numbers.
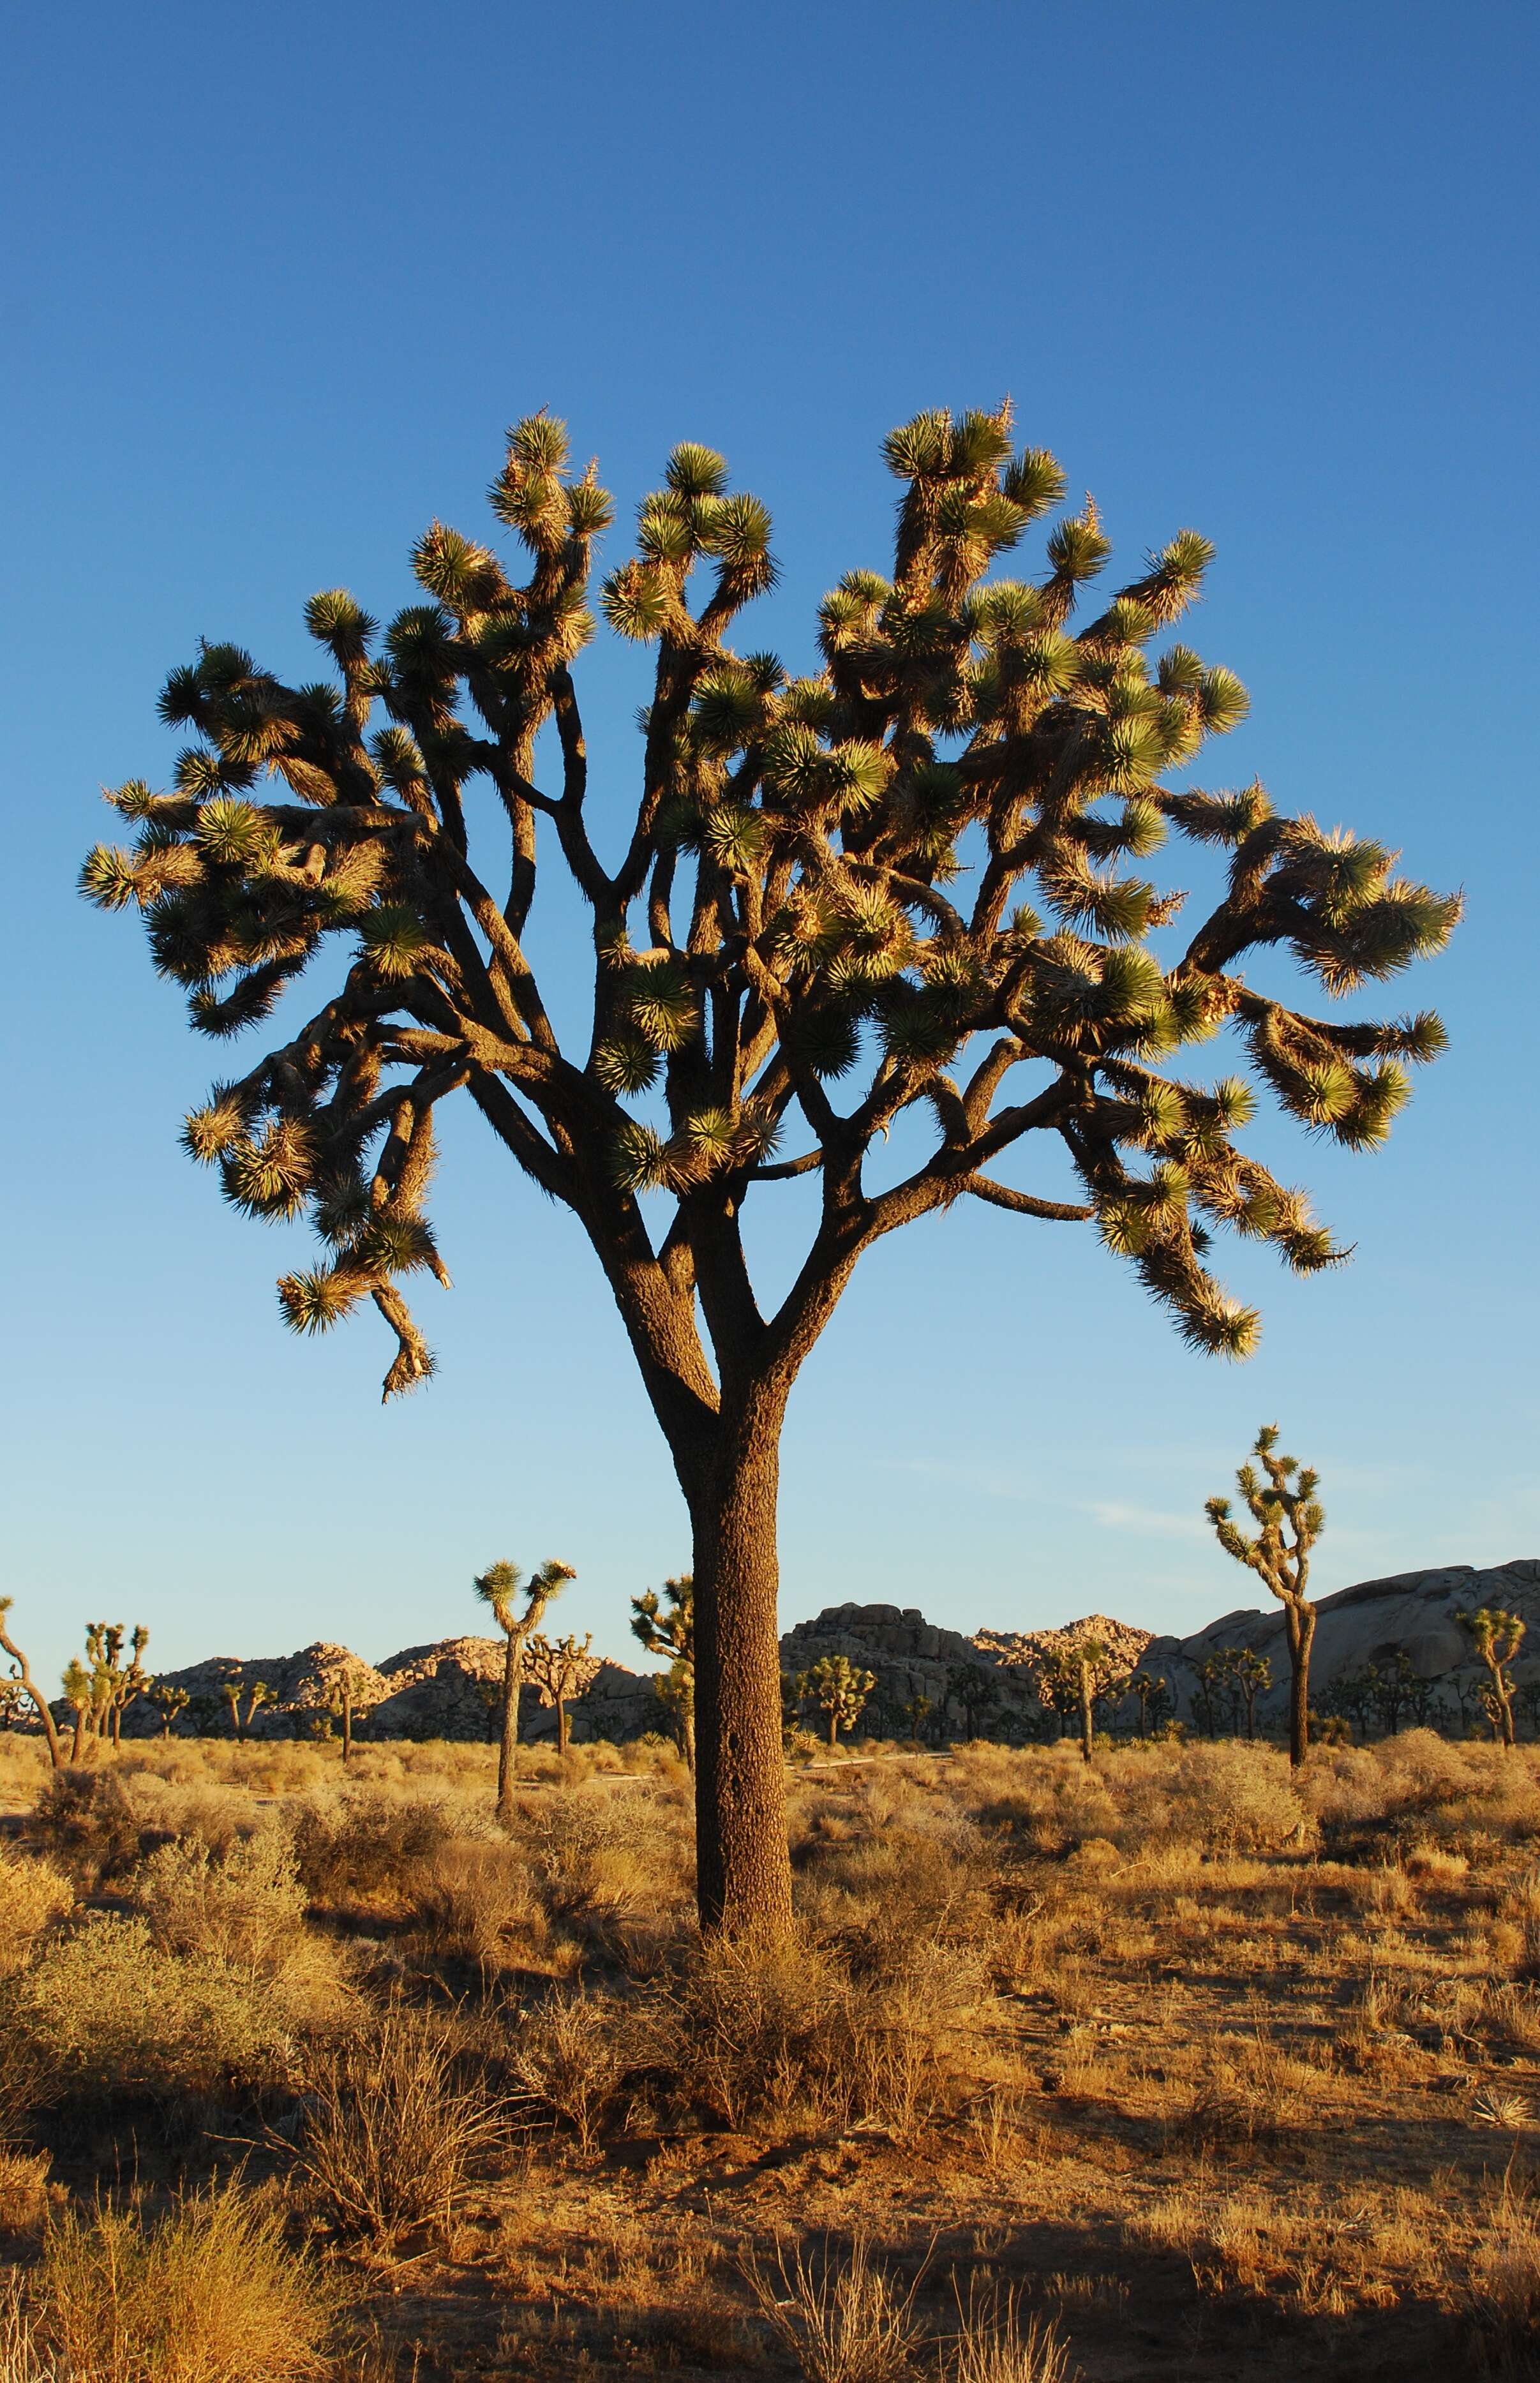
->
1231, 1648, 1272, 1741
799, 1655, 876, 1749
1207, 1426, 1324, 1767
474, 1558, 577, 1816
219, 1668, 276, 1743
1458, 1606, 1526, 1751
1126, 1666, 1171, 1739
946, 1660, 1002, 1741
630, 1574, 695, 1770
525, 1631, 601, 1756
81, 404, 1456, 1936
151, 1682, 191, 1739
0, 1600, 65, 1768
902, 1690, 935, 1749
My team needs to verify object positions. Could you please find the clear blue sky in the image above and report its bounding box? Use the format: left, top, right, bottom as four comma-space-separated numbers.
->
3, 1, 1536, 1682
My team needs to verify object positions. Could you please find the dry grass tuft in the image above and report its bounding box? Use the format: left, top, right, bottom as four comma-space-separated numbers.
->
745, 2234, 924, 2383
10, 2186, 333, 2381
286, 2002, 502, 2248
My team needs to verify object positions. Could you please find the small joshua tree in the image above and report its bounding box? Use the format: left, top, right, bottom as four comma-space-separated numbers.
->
631, 1572, 696, 1769
947, 1659, 1002, 1740
0, 1599, 65, 1768
151, 1682, 191, 1739
525, 1630, 601, 1755
1232, 1647, 1272, 1741
61, 1659, 94, 1764
1206, 1425, 1323, 1767
799, 1654, 876, 1749
474, 1558, 577, 1815
82, 405, 1457, 1937
84, 1622, 152, 1748
1458, 1606, 1526, 1751
902, 1689, 934, 1749
219, 1668, 276, 1741
1126, 1666, 1170, 1739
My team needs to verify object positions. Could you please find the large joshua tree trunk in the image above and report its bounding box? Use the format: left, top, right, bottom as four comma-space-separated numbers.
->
1283, 1597, 1315, 1769
684, 1397, 795, 1941
497, 1632, 525, 1819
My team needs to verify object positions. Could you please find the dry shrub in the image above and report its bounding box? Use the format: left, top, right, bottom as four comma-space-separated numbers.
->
950, 2283, 1072, 2383
289, 1788, 460, 1903
29, 1769, 142, 1888
1168, 2027, 1320, 2151
745, 2235, 922, 2383
1111, 1741, 1312, 1856
0, 1850, 72, 1976
1304, 1731, 1540, 1846
130, 1826, 308, 1973
0, 2148, 50, 2242
287, 2003, 502, 2247
523, 1788, 689, 1932
511, 1987, 627, 2148
22, 2186, 333, 2381
647, 1932, 980, 2135
794, 1788, 994, 1948
406, 1838, 548, 1972
971, 1744, 1120, 1857
9, 1913, 334, 2103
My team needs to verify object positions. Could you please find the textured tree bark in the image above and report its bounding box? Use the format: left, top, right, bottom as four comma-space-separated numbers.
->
1078, 1658, 1095, 1765
688, 1410, 794, 1942
1284, 1599, 1315, 1768
497, 1632, 523, 1819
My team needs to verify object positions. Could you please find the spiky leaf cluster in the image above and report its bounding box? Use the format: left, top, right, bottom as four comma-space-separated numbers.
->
85, 407, 1456, 1400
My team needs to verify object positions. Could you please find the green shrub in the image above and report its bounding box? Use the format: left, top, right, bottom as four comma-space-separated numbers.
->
8, 1915, 329, 2103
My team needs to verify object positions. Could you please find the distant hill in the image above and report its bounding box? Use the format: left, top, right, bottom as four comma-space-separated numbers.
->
45, 1558, 1540, 1745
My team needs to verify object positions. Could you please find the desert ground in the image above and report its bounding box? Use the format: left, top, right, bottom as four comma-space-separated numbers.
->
3, 1726, 1540, 2380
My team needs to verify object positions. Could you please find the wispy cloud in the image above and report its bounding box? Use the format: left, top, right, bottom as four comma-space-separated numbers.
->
1082, 1500, 1207, 1544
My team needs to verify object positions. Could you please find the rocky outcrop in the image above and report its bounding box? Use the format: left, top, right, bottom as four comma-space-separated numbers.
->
34, 1560, 1540, 1749
1142, 1558, 1540, 1729
777, 1602, 1154, 1737
976, 1615, 1154, 1678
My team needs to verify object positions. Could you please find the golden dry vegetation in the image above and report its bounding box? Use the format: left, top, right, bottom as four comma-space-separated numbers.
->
2, 1727, 1539, 2379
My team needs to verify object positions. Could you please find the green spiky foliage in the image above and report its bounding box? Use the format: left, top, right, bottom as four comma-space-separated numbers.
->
629, 1574, 695, 1769
796, 1654, 876, 1749
473, 1556, 577, 1812
524, 1629, 601, 1756
1457, 1606, 1526, 1750
1206, 1424, 1324, 1767
84, 406, 1456, 1938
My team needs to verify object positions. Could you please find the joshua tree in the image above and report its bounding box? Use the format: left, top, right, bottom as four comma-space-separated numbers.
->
901, 1689, 935, 1749
1458, 1606, 1526, 1751
80, 408, 1456, 1938
218, 1668, 276, 1741
1232, 1647, 1272, 1741
1072, 1637, 1115, 1763
474, 1558, 576, 1815
1323, 1662, 1378, 1740
947, 1659, 1002, 1740
61, 1659, 94, 1764
1365, 1648, 1435, 1738
1206, 1426, 1324, 1767
798, 1654, 876, 1749
0, 1601, 65, 1768
629, 1572, 695, 1768
84, 1622, 152, 1748
0, 1681, 24, 1731
151, 1682, 191, 1739
1126, 1666, 1171, 1738
327, 1673, 360, 1763
525, 1630, 601, 1756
